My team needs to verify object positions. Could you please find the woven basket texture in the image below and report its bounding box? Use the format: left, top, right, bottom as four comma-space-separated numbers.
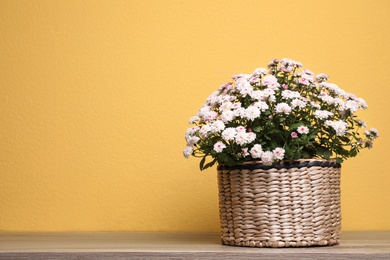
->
217, 159, 341, 248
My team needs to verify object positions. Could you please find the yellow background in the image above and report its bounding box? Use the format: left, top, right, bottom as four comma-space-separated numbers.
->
1, 0, 389, 232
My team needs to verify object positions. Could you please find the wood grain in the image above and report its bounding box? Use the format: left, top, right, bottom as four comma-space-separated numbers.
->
0, 231, 389, 259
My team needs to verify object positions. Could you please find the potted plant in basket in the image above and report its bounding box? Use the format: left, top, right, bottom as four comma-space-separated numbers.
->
183, 58, 378, 248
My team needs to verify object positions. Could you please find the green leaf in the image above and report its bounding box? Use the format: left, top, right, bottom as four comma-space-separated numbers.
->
340, 136, 350, 143
301, 151, 310, 158
252, 126, 262, 133
316, 147, 328, 157
289, 122, 303, 131
349, 148, 358, 157
218, 153, 228, 161
293, 150, 301, 160
199, 156, 206, 171
324, 150, 332, 159
203, 158, 217, 170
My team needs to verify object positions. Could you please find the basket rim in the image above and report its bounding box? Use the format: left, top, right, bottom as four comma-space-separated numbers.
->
217, 159, 341, 171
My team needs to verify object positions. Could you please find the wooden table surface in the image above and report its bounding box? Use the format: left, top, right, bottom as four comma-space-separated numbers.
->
1, 231, 389, 259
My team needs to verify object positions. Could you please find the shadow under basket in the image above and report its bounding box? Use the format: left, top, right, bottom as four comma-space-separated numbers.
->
217, 159, 341, 248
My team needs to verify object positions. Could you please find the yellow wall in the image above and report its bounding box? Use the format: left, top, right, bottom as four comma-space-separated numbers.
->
1, 0, 389, 232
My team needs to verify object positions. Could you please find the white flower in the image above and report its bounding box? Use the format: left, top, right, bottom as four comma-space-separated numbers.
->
356, 120, 366, 128
263, 88, 276, 102
210, 120, 225, 133
199, 124, 212, 139
280, 58, 295, 72
253, 101, 269, 111
357, 98, 368, 109
235, 132, 250, 145
239, 85, 253, 97
261, 151, 274, 166
291, 99, 306, 109
234, 130, 256, 145
281, 58, 293, 66
186, 135, 200, 146
236, 126, 246, 132
345, 100, 359, 113
368, 128, 379, 139
245, 106, 261, 121
262, 75, 278, 86
275, 103, 292, 114
250, 77, 260, 84
219, 101, 233, 111
219, 82, 232, 92
333, 98, 345, 110
221, 110, 235, 123
273, 147, 285, 160
299, 69, 314, 85
249, 90, 265, 100
246, 132, 256, 143
231, 102, 241, 109
232, 73, 244, 80
221, 127, 237, 141
268, 59, 279, 67
334, 86, 346, 97
213, 142, 226, 153
189, 116, 200, 124
303, 69, 314, 76
297, 125, 309, 134
267, 83, 280, 90
321, 82, 345, 96
202, 111, 218, 122
250, 144, 263, 158
298, 75, 311, 85
314, 110, 334, 119
310, 101, 321, 109
262, 75, 280, 89
185, 126, 199, 137
316, 73, 329, 82
235, 78, 252, 96
268, 95, 276, 103
183, 146, 193, 158
252, 68, 267, 76
198, 106, 211, 117
206, 92, 222, 107
331, 120, 348, 136
233, 107, 245, 117
263, 88, 275, 97
221, 95, 236, 102
346, 92, 357, 100
324, 120, 334, 127
241, 148, 250, 157
319, 92, 334, 105
282, 90, 301, 99
291, 59, 302, 68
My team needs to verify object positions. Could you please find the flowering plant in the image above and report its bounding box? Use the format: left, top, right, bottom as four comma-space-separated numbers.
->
183, 58, 379, 170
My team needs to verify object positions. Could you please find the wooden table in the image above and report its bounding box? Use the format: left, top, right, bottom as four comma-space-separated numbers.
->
1, 231, 389, 259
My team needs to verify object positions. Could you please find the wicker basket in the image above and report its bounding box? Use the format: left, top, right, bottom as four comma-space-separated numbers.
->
217, 159, 341, 248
